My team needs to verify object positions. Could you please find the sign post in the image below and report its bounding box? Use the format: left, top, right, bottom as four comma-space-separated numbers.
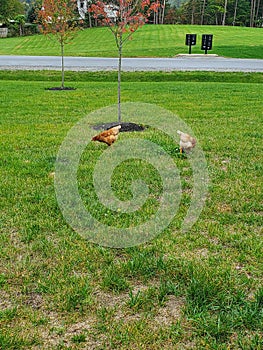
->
185, 34, 197, 54
201, 34, 213, 54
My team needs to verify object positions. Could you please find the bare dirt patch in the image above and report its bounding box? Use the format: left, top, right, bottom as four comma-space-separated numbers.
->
0, 290, 13, 310
154, 295, 185, 326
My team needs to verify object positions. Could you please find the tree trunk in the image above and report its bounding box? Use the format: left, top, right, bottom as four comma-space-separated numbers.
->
153, 10, 157, 24
255, 0, 261, 24
61, 40, 65, 89
191, 0, 196, 24
118, 35, 122, 123
159, 4, 163, 24
222, 0, 228, 25
88, 9, 92, 28
233, 0, 238, 25
250, 0, 255, 27
201, 0, 206, 24
161, 0, 166, 24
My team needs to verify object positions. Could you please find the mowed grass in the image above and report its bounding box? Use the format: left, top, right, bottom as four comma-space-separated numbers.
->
0, 70, 263, 349
0, 24, 263, 58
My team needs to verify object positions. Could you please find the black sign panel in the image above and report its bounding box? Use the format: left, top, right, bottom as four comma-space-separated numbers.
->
201, 34, 213, 50
185, 34, 197, 46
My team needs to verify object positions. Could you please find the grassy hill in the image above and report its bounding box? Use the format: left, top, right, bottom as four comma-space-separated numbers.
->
0, 24, 262, 58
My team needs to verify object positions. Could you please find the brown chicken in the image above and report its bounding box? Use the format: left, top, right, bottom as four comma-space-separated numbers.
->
177, 130, 196, 153
92, 125, 121, 146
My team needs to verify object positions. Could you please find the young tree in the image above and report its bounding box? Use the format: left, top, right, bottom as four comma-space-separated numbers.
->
37, 0, 79, 89
90, 0, 157, 123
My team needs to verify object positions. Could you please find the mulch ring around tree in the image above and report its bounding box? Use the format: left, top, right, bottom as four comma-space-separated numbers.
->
92, 122, 146, 132
45, 87, 76, 91
91, 122, 184, 156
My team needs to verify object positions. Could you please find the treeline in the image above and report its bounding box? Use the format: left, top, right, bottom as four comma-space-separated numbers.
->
151, 0, 262, 27
0, 0, 262, 38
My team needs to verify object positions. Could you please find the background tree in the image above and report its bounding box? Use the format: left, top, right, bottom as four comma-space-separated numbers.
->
200, 0, 206, 24
37, 0, 79, 89
178, 0, 257, 25
249, 0, 262, 26
27, 0, 42, 23
231, 0, 250, 26
0, 0, 24, 25
222, 0, 228, 25
14, 14, 26, 36
151, 0, 167, 24
164, 6, 180, 24
232, 0, 239, 24
90, 0, 157, 123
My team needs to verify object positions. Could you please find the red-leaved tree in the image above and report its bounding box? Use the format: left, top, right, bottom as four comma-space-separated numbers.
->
38, 0, 78, 89
90, 0, 158, 122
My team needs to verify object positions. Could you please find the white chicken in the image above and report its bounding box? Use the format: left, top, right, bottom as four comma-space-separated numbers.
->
177, 130, 196, 153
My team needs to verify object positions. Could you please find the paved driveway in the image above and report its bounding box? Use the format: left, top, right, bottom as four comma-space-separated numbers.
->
0, 55, 263, 72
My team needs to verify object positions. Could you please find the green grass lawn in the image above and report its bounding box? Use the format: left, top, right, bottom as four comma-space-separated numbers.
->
0, 24, 263, 58
0, 70, 262, 349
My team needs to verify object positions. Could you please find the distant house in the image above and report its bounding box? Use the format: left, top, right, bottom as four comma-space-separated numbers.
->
77, 0, 118, 21
77, 0, 89, 19
0, 27, 8, 38
104, 4, 118, 21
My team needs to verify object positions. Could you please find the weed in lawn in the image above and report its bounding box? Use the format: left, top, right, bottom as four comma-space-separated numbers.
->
122, 250, 167, 280
101, 266, 130, 293
71, 333, 86, 343
157, 280, 179, 305
0, 332, 37, 350
127, 289, 142, 309
0, 307, 18, 321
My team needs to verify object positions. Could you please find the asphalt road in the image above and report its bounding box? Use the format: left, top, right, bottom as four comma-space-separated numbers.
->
0, 55, 263, 72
